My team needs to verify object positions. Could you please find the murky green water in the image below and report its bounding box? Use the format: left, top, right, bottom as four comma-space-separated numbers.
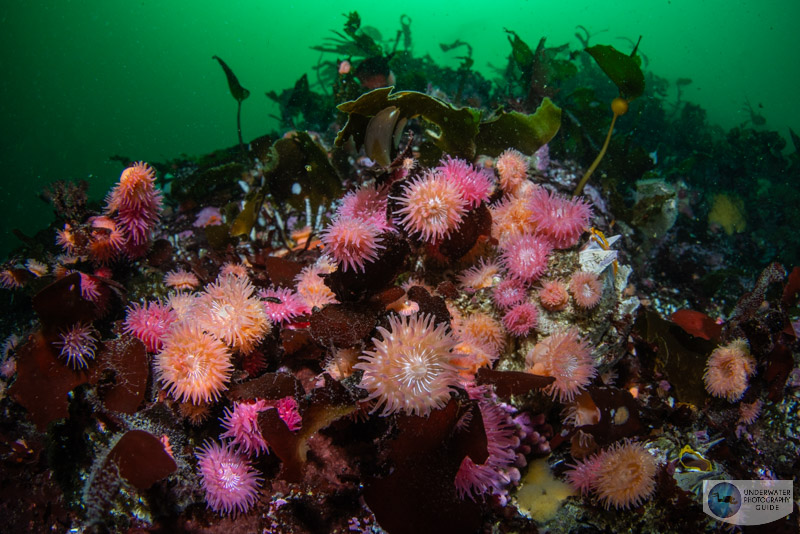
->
1, 0, 798, 259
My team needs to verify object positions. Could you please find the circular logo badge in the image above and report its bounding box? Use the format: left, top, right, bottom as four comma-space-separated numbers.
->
707, 482, 742, 518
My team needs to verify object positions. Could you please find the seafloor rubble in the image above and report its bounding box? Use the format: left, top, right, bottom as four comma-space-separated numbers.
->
1, 13, 799, 534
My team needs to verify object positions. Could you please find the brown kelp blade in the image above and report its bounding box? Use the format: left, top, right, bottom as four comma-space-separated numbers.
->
212, 55, 250, 102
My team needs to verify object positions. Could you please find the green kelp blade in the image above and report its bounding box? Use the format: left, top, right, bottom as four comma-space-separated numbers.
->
232, 132, 343, 237
230, 189, 265, 237
475, 97, 562, 157
336, 87, 481, 160
585, 44, 645, 101
267, 132, 342, 211
504, 29, 535, 71
212, 55, 250, 102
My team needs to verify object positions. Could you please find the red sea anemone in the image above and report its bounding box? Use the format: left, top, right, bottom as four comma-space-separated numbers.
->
195, 440, 262, 516
528, 188, 592, 249
155, 322, 233, 404
355, 313, 461, 416
105, 161, 163, 247
703, 339, 756, 402
319, 216, 384, 273
525, 328, 596, 402
394, 171, 467, 243
569, 271, 603, 309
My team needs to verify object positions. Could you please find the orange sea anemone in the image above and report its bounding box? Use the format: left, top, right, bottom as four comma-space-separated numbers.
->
569, 271, 603, 309
526, 328, 596, 402
355, 313, 460, 416
593, 439, 658, 510
196, 274, 270, 354
155, 322, 233, 404
703, 338, 756, 402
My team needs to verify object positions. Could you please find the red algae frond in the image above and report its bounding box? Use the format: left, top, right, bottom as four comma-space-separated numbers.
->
355, 313, 460, 417
703, 339, 756, 402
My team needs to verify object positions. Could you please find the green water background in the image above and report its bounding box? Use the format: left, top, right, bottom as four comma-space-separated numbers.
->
1, 0, 798, 260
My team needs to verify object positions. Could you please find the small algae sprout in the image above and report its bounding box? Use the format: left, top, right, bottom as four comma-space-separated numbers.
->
574, 39, 645, 196
212, 55, 250, 154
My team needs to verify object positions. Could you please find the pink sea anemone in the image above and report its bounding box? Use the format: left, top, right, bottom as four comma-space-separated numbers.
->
294, 262, 338, 310
193, 206, 223, 228
499, 233, 553, 285
355, 313, 461, 416
88, 216, 126, 263
528, 188, 592, 249
319, 216, 384, 273
495, 149, 529, 195
220, 400, 271, 456
195, 440, 262, 516
437, 155, 493, 208
492, 278, 527, 310
123, 300, 177, 353
259, 286, 310, 324
569, 271, 603, 309
394, 171, 467, 243
526, 328, 596, 402
455, 395, 522, 499
502, 302, 539, 337
565, 451, 605, 496
275, 396, 302, 431
54, 322, 97, 369
338, 184, 392, 232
